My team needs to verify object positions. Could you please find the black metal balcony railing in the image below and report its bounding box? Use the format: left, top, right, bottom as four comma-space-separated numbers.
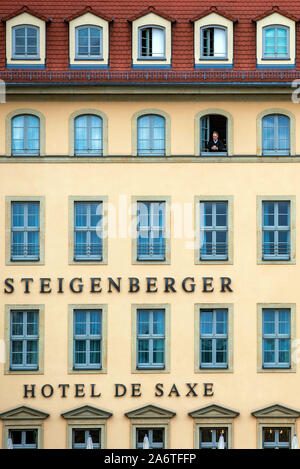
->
262, 242, 290, 258
137, 242, 165, 259
200, 243, 228, 258
1, 69, 300, 84
11, 243, 40, 259
74, 243, 103, 260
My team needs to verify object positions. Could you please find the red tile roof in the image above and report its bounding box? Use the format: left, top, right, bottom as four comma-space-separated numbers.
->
252, 5, 299, 22
0, 1, 300, 81
64, 6, 113, 23
190, 6, 238, 24
127, 6, 176, 23
2, 5, 51, 22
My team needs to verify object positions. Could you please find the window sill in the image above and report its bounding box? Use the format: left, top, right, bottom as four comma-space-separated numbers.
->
69, 368, 107, 374
6, 368, 43, 375
133, 367, 169, 374
258, 367, 294, 373
258, 259, 295, 265
200, 152, 228, 156
195, 367, 232, 374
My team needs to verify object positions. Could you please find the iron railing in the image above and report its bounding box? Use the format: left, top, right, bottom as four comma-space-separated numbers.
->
1, 69, 300, 84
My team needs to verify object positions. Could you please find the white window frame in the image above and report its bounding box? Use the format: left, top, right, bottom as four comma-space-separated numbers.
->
138, 25, 166, 60
75, 25, 103, 60
262, 25, 289, 59
262, 308, 291, 369
136, 309, 165, 370
200, 201, 228, 260
12, 24, 40, 59
73, 309, 102, 370
200, 25, 227, 60
73, 200, 103, 261
262, 200, 290, 261
11, 200, 40, 261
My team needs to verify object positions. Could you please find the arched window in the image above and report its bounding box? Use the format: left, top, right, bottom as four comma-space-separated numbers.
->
137, 115, 165, 156
12, 115, 40, 156
200, 114, 228, 155
75, 26, 102, 59
12, 25, 39, 59
262, 114, 290, 155
138, 26, 165, 59
200, 26, 227, 59
263, 26, 289, 59
74, 115, 103, 156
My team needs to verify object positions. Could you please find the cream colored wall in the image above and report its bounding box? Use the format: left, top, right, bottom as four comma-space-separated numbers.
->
0, 98, 298, 156
1, 159, 300, 448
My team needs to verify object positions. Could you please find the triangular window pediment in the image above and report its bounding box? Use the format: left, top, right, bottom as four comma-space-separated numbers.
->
252, 404, 300, 419
61, 405, 112, 420
0, 406, 49, 420
125, 404, 176, 419
189, 404, 239, 419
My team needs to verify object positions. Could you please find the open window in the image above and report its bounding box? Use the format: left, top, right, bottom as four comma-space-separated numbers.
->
200, 114, 227, 156
129, 7, 174, 69
139, 26, 165, 59
200, 26, 227, 59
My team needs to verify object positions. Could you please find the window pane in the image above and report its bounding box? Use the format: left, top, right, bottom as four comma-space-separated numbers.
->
201, 311, 213, 334
75, 310, 86, 335
152, 339, 164, 363
153, 310, 164, 335
263, 310, 275, 334
138, 310, 150, 335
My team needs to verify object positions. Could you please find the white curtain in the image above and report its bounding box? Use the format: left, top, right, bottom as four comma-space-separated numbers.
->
152, 28, 165, 57
214, 28, 226, 57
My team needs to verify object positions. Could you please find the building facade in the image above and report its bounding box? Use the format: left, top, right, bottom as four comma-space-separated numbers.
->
1, 0, 300, 450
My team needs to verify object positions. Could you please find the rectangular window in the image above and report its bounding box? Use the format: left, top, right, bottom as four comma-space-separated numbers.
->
263, 309, 291, 369
200, 201, 228, 260
140, 27, 165, 58
73, 310, 102, 370
136, 428, 164, 449
137, 309, 165, 369
199, 427, 228, 449
74, 202, 103, 261
262, 201, 290, 260
263, 27, 289, 59
201, 27, 227, 58
9, 429, 37, 449
137, 201, 165, 261
10, 310, 39, 371
200, 309, 228, 369
13, 26, 39, 59
72, 429, 101, 449
263, 427, 291, 449
11, 201, 40, 261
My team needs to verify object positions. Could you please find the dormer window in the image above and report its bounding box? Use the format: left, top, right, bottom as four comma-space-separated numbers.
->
192, 8, 236, 69
263, 26, 289, 59
76, 26, 102, 59
129, 7, 174, 69
200, 26, 227, 59
253, 7, 297, 68
3, 6, 49, 69
12, 25, 39, 59
139, 26, 165, 59
65, 7, 112, 69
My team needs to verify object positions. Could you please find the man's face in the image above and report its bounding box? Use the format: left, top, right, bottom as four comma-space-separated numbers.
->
213, 132, 218, 141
